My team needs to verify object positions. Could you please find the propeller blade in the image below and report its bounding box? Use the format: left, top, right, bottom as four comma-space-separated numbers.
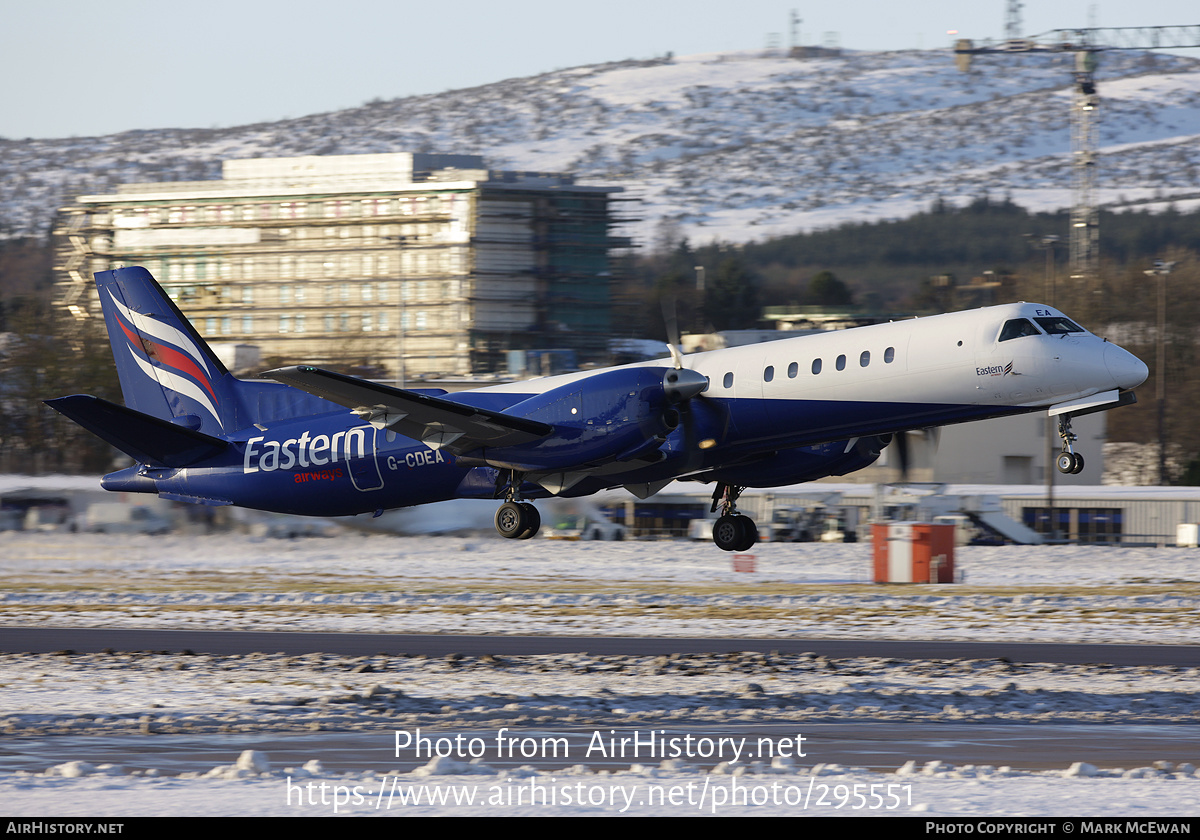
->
661, 295, 684, 369
894, 431, 910, 482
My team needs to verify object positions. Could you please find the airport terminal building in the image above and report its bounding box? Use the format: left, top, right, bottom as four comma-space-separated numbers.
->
55, 153, 629, 380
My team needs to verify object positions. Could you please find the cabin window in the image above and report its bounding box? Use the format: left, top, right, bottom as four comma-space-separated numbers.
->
836, 354, 847, 371
723, 372, 734, 388
788, 362, 798, 378
860, 350, 870, 367
764, 365, 774, 382
812, 359, 822, 375
999, 318, 1042, 342
884, 346, 895, 363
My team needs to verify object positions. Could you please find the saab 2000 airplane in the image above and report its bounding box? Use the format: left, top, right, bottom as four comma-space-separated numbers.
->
47, 267, 1148, 551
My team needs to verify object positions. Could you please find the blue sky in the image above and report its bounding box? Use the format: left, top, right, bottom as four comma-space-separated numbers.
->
3, 0, 1197, 138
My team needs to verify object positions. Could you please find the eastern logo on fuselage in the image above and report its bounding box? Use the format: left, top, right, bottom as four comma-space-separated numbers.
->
243, 428, 370, 474
976, 361, 1018, 377
243, 426, 450, 475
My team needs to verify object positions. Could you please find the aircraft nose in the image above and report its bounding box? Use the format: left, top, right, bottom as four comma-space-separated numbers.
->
1105, 342, 1149, 390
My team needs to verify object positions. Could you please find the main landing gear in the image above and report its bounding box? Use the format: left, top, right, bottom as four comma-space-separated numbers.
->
711, 482, 758, 552
494, 470, 541, 540
1055, 415, 1085, 475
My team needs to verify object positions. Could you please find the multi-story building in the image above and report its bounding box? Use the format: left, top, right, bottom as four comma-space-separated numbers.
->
55, 153, 629, 381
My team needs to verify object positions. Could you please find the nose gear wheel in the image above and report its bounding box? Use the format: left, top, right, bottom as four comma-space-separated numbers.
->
1055, 416, 1085, 475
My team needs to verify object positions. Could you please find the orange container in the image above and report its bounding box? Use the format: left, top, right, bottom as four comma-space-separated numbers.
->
871, 522, 955, 583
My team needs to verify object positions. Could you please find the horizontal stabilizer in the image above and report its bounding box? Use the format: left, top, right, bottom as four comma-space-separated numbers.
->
45, 395, 229, 468
263, 366, 553, 454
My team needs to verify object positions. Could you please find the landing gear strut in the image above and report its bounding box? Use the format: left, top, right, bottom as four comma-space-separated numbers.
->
1055, 415, 1085, 475
494, 470, 541, 540
710, 482, 757, 552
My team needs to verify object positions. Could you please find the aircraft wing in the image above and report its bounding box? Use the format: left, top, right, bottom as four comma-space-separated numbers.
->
262, 366, 553, 453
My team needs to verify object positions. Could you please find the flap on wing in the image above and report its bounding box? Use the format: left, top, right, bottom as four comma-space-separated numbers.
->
262, 366, 552, 453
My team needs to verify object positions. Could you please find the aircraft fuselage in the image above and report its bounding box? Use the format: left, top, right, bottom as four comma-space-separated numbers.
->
101, 301, 1146, 521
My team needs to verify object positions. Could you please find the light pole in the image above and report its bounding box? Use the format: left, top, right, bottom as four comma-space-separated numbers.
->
1028, 233, 1061, 538
1145, 260, 1176, 485
1025, 233, 1060, 305
384, 234, 407, 389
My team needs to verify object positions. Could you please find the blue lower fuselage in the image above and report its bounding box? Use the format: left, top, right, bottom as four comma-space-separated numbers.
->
128, 393, 1014, 517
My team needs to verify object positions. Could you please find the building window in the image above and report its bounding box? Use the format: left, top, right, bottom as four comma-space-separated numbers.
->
1022, 507, 1123, 544
279, 315, 291, 334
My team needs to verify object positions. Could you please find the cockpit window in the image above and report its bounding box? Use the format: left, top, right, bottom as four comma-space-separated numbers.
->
998, 318, 1042, 342
1035, 316, 1084, 336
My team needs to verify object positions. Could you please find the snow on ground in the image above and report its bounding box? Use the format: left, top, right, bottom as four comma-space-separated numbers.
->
2, 532, 1198, 816
2, 532, 1198, 643
6, 766, 1200, 817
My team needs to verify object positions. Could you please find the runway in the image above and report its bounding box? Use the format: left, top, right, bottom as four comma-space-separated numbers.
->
3, 626, 1199, 666
4, 724, 1199, 776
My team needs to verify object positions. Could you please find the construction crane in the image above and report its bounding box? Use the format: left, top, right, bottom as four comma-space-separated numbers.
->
955, 26, 1200, 280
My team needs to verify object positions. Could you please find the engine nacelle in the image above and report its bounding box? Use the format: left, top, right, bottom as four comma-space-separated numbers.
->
469, 367, 706, 471
707, 436, 889, 487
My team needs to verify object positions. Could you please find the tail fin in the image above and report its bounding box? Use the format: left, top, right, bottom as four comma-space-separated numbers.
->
95, 266, 237, 435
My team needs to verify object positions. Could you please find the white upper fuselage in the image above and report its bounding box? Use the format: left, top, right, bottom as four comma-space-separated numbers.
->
477, 302, 1147, 436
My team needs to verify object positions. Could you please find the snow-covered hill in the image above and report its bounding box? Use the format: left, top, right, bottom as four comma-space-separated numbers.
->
3, 48, 1200, 245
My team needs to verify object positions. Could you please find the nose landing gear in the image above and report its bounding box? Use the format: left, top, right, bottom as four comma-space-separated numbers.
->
1055, 415, 1085, 475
